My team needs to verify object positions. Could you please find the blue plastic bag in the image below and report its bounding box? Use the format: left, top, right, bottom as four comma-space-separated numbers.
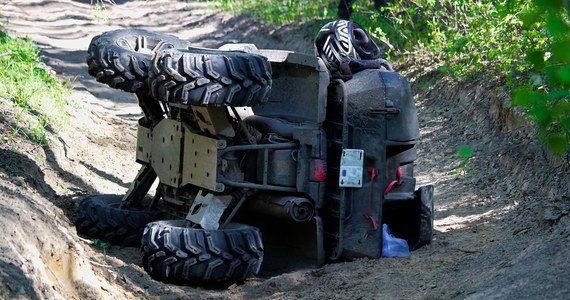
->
381, 224, 411, 257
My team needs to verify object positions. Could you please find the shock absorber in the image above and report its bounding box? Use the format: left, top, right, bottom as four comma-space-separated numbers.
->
220, 188, 252, 227
135, 92, 166, 127
230, 107, 262, 144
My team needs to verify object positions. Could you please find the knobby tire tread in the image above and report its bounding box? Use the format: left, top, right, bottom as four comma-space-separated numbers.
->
74, 195, 162, 247
87, 29, 190, 94
141, 220, 263, 282
149, 48, 272, 107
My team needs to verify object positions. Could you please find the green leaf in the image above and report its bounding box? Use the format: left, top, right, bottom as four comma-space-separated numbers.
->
552, 38, 570, 63
532, 104, 552, 125
92, 238, 111, 249
513, 88, 535, 107
521, 9, 542, 28
561, 116, 570, 131
546, 65, 561, 85
547, 89, 570, 101
458, 145, 474, 161
533, 0, 563, 10
547, 135, 569, 155
546, 11, 569, 35
526, 49, 546, 71
437, 65, 450, 73
556, 65, 570, 83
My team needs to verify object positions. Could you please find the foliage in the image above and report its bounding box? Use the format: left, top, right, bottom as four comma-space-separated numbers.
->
453, 145, 474, 176
0, 30, 69, 146
92, 239, 111, 249
210, 0, 569, 155
354, 2, 537, 79
458, 145, 474, 161
90, 0, 117, 21
210, 0, 535, 80
92, 239, 111, 258
211, 0, 334, 24
91, 4, 111, 21
512, 0, 570, 156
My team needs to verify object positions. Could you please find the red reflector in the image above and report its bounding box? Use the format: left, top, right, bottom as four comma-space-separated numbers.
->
311, 159, 327, 182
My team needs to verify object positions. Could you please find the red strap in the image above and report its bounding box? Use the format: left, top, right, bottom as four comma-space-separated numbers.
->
366, 167, 379, 231
384, 166, 402, 195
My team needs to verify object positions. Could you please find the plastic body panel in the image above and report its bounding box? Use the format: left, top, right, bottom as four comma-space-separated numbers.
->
252, 50, 330, 123
322, 69, 422, 260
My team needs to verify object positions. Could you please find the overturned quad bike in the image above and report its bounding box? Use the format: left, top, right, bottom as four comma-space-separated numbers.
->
74, 26, 434, 283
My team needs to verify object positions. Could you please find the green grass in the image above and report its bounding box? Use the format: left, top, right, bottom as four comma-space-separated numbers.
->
90, 1, 118, 22
206, 0, 558, 82
212, 0, 335, 25
210, 0, 537, 80
0, 30, 70, 146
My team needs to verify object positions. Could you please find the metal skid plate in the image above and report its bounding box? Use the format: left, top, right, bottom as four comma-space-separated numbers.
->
191, 106, 235, 137
136, 125, 151, 164
182, 125, 222, 192
151, 119, 183, 187
186, 191, 232, 230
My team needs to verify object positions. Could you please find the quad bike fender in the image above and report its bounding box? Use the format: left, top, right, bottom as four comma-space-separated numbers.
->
249, 50, 330, 124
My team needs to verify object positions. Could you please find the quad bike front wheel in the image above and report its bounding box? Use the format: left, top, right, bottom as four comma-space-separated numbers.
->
141, 220, 264, 282
148, 48, 272, 106
74, 195, 163, 247
87, 29, 191, 94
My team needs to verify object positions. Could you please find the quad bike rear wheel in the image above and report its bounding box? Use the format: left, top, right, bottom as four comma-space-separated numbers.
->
141, 220, 264, 282
148, 48, 272, 106
74, 194, 162, 247
87, 29, 190, 93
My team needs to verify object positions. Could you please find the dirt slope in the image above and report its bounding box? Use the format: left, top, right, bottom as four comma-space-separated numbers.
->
0, 1, 569, 299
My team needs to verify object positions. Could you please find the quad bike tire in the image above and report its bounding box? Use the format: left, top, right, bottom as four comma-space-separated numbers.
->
87, 29, 190, 94
74, 194, 163, 247
148, 48, 272, 107
141, 220, 264, 282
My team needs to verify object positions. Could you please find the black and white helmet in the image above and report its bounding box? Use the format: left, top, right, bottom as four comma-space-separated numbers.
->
315, 20, 381, 69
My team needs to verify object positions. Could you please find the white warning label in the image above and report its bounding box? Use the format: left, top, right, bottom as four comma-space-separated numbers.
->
339, 149, 364, 188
